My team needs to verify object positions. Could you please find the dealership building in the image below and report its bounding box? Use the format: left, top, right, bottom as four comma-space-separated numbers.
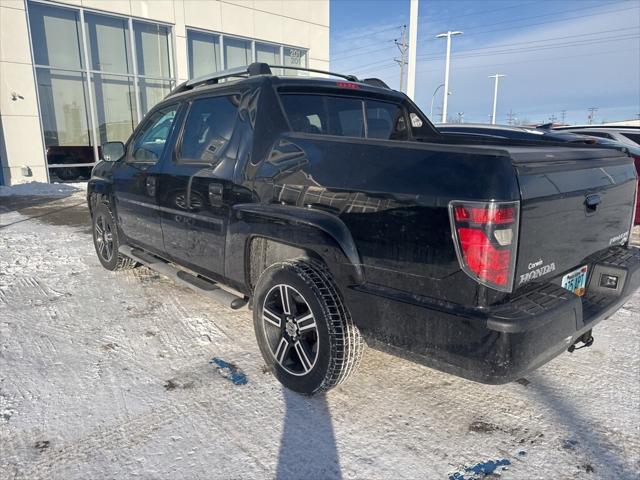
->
0, 0, 329, 185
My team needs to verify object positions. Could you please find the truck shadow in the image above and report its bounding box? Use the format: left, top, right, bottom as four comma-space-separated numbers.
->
276, 389, 342, 480
529, 375, 634, 479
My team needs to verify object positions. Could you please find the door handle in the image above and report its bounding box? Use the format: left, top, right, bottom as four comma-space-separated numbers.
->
208, 183, 224, 206
146, 176, 157, 197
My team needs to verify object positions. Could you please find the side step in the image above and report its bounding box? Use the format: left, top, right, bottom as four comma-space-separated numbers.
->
119, 245, 248, 310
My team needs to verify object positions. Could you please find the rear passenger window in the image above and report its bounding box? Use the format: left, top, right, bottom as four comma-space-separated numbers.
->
280, 94, 407, 140
179, 95, 238, 163
366, 100, 407, 140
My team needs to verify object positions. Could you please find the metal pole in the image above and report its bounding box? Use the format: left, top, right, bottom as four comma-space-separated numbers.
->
395, 26, 408, 92
406, 0, 419, 100
442, 34, 451, 123
430, 83, 444, 119
489, 73, 505, 124
400, 26, 406, 91
436, 31, 462, 123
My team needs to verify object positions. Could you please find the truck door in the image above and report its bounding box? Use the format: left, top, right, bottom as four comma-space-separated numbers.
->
159, 93, 242, 278
112, 104, 180, 254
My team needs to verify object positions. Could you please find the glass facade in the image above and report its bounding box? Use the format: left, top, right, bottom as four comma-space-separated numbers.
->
27, 1, 175, 180
186, 28, 308, 79
26, 2, 312, 182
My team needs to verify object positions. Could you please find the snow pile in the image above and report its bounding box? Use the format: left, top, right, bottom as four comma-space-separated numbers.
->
0, 181, 86, 197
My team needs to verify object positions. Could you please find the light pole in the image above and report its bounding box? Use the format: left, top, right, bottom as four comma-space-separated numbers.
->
406, 0, 419, 100
430, 83, 445, 119
488, 73, 506, 124
436, 30, 462, 124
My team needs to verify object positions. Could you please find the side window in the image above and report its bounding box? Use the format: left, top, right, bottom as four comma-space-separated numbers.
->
179, 95, 238, 163
365, 100, 407, 140
280, 94, 364, 137
280, 93, 409, 140
130, 105, 178, 163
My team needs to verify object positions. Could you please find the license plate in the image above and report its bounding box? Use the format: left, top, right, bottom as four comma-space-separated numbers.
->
561, 265, 588, 296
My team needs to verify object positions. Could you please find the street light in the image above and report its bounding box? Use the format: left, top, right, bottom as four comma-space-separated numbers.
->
430, 83, 445, 119
436, 30, 463, 124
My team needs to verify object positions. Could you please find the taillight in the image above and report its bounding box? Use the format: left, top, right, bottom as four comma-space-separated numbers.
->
449, 200, 520, 292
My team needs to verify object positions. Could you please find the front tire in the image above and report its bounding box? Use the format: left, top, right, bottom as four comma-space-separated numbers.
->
91, 202, 137, 271
253, 259, 364, 395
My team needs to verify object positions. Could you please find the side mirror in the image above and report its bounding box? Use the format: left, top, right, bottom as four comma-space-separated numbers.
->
101, 141, 125, 162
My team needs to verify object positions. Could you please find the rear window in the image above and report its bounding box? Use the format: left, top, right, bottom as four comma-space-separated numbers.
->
621, 132, 640, 145
280, 93, 408, 140
578, 131, 614, 140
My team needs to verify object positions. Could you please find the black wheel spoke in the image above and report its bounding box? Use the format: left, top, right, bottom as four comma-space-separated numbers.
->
295, 312, 316, 333
274, 336, 291, 365
293, 340, 314, 373
263, 307, 282, 328
279, 284, 292, 315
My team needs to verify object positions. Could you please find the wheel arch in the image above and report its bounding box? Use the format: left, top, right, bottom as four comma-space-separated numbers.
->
226, 204, 364, 293
87, 178, 115, 217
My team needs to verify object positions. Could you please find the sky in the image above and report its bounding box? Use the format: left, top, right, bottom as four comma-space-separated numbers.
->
329, 0, 640, 125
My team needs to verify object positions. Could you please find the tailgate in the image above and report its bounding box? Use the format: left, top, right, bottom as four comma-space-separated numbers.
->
511, 146, 637, 289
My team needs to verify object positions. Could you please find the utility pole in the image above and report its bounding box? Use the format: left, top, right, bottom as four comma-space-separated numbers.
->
488, 73, 506, 125
549, 113, 557, 124
394, 25, 408, 92
588, 107, 598, 125
507, 109, 516, 125
436, 30, 463, 124
560, 110, 567, 125
406, 0, 419, 100
457, 112, 464, 123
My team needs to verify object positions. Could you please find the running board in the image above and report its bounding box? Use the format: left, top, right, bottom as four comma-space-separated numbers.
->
119, 245, 247, 310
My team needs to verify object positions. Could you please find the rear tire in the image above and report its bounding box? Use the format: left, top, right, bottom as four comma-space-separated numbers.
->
253, 259, 364, 395
92, 202, 138, 271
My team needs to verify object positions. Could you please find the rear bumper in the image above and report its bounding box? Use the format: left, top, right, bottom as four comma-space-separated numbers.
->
347, 246, 640, 384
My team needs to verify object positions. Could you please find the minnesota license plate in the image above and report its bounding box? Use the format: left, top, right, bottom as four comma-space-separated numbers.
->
561, 265, 588, 296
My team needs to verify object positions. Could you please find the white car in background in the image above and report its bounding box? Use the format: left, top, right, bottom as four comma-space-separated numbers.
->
554, 125, 640, 148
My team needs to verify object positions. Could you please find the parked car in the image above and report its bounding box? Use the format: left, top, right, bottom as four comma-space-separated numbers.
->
87, 63, 640, 395
551, 126, 640, 225
553, 125, 640, 147
440, 123, 640, 226
438, 123, 605, 144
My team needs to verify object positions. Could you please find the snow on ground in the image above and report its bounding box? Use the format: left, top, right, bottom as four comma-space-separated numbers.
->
0, 182, 86, 197
0, 192, 639, 480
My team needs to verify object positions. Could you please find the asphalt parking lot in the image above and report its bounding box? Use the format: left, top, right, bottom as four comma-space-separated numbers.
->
1, 186, 639, 480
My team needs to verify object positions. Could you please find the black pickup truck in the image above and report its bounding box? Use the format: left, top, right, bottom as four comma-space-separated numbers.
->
88, 63, 640, 394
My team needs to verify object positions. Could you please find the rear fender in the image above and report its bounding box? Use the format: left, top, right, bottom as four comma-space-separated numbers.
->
226, 204, 364, 292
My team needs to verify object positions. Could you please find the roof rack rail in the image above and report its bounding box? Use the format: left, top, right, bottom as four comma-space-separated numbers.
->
268, 64, 359, 82
168, 62, 394, 97
169, 65, 253, 97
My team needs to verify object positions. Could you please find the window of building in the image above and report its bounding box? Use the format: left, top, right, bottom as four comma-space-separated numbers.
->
224, 37, 252, 70
187, 30, 221, 79
186, 28, 308, 79
179, 96, 238, 164
283, 46, 307, 76
27, 1, 175, 181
